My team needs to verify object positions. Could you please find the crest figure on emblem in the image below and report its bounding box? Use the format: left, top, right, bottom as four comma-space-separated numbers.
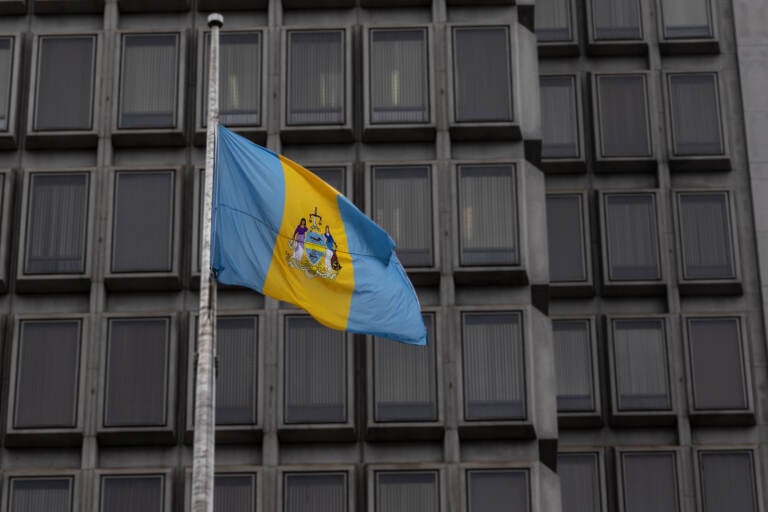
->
288, 207, 342, 279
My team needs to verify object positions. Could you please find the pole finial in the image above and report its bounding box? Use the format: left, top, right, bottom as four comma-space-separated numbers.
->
207, 13, 224, 28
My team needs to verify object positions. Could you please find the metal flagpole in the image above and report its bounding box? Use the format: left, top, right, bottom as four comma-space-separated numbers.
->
192, 12, 222, 512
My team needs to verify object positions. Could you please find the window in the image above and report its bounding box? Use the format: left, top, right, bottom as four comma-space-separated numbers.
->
287, 30, 344, 125
215, 317, 258, 425
612, 319, 671, 411
372, 165, 433, 267
660, 0, 713, 39
467, 470, 529, 512
595, 75, 652, 158
203, 31, 261, 127
215, 474, 256, 512
104, 318, 169, 427
0, 36, 12, 131
559, 453, 601, 512
603, 193, 660, 281
546, 194, 587, 283
458, 164, 518, 266
284, 473, 347, 512
111, 171, 175, 273
698, 451, 758, 512
10, 477, 73, 512
375, 471, 438, 512
668, 74, 724, 156
14, 320, 81, 429
677, 192, 735, 280
24, 173, 89, 275
452, 27, 512, 123
33, 35, 95, 131
620, 452, 679, 512
590, 0, 642, 40
687, 318, 748, 410
462, 312, 525, 420
369, 28, 428, 124
100, 475, 163, 512
536, 0, 574, 41
284, 316, 346, 424
312, 167, 346, 195
553, 319, 594, 412
118, 34, 179, 129
373, 314, 436, 422
540, 76, 580, 159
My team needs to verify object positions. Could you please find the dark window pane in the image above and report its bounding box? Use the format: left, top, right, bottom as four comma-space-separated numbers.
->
284, 473, 347, 512
621, 453, 679, 512
204, 32, 261, 127
287, 31, 344, 125
376, 471, 438, 512
373, 165, 433, 267
536, 0, 573, 41
370, 29, 428, 124
10, 478, 72, 512
613, 319, 671, 411
25, 173, 88, 275
119, 34, 178, 129
669, 74, 723, 156
559, 453, 601, 512
546, 194, 587, 282
467, 470, 529, 512
678, 193, 735, 279
605, 193, 660, 281
540, 76, 580, 159
458, 164, 518, 266
311, 167, 345, 195
374, 314, 436, 422
35, 36, 94, 131
688, 318, 747, 410
453, 27, 512, 122
553, 320, 594, 412
596, 75, 651, 157
284, 316, 346, 423
104, 318, 169, 427
112, 171, 174, 273
462, 312, 525, 420
699, 451, 758, 512
15, 320, 80, 428
215, 474, 256, 512
661, 0, 713, 38
101, 475, 163, 512
591, 0, 642, 40
0, 37, 12, 131
217, 317, 258, 424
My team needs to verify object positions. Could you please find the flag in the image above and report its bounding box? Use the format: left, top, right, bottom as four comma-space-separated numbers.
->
211, 126, 427, 345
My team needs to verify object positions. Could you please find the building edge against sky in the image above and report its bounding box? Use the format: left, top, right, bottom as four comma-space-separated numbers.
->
0, 0, 765, 511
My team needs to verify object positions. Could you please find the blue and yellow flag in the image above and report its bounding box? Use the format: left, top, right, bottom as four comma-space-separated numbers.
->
211, 126, 427, 345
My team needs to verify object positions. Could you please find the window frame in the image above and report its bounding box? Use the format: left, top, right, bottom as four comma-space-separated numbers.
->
591, 72, 656, 171
616, 448, 682, 512
183, 468, 261, 512
539, 73, 585, 172
277, 312, 355, 442
683, 314, 755, 425
195, 28, 267, 146
282, 0, 354, 7
693, 448, 763, 512
16, 168, 95, 293
0, 34, 23, 149
536, 0, 580, 56
278, 467, 354, 512
280, 26, 353, 144
185, 312, 264, 443
95, 469, 173, 512
557, 449, 608, 512
545, 191, 593, 296
607, 316, 676, 426
585, 0, 648, 55
656, 0, 719, 54
5, 315, 88, 447
367, 466, 445, 512
117, 0, 189, 12
112, 30, 186, 147
460, 464, 533, 512
599, 190, 665, 295
96, 313, 178, 445
104, 167, 182, 291
360, 0, 430, 5
362, 25, 435, 142
198, 0, 266, 9
0, 2, 25, 14
447, 24, 521, 141
2, 472, 80, 512
0, 169, 11, 292
664, 71, 730, 170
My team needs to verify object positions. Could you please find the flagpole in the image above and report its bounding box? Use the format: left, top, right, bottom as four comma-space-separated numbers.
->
192, 12, 222, 512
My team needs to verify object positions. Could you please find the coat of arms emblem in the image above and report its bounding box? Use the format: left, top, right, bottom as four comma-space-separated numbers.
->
287, 207, 342, 279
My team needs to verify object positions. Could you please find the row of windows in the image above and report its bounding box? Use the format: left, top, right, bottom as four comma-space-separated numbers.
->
546, 190, 741, 295
536, 0, 721, 54
540, 72, 730, 172
0, 25, 522, 148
